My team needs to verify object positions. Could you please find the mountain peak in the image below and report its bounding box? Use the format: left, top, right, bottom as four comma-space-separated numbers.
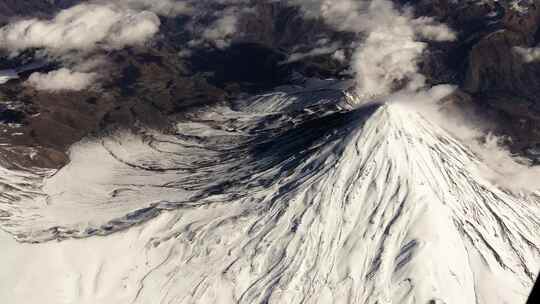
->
1, 87, 538, 303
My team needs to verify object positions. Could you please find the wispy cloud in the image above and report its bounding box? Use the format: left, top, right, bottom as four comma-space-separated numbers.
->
284, 42, 342, 64
0, 3, 160, 55
202, 12, 239, 49
514, 46, 540, 62
26, 68, 96, 91
114, 0, 194, 17
389, 85, 540, 192
286, 0, 455, 96
0, 1, 173, 90
189, 2, 254, 49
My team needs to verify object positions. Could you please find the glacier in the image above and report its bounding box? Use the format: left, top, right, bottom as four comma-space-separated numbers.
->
0, 82, 539, 304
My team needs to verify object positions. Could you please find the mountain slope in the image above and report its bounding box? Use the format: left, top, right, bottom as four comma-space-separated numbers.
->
0, 84, 538, 304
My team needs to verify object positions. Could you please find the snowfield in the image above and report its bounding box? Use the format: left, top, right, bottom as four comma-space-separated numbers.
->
0, 84, 539, 304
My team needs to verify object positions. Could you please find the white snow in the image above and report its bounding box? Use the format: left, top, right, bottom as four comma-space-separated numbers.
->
0, 87, 539, 304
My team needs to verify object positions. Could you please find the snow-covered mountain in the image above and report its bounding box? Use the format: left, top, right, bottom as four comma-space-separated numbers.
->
1, 82, 538, 304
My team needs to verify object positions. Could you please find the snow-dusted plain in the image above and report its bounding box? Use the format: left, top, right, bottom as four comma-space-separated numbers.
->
0, 81, 539, 304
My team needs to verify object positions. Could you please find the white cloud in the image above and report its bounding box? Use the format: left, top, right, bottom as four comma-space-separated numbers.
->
26, 68, 96, 91
472, 134, 540, 192
286, 0, 456, 97
412, 17, 457, 42
0, 3, 160, 55
0, 2, 165, 90
202, 13, 238, 48
290, 0, 362, 30
387, 85, 540, 193
0, 69, 19, 85
352, 25, 427, 97
0, 1, 197, 56
350, 1, 425, 97
514, 46, 540, 62
198, 3, 255, 48
284, 43, 342, 63
333, 50, 347, 63
114, 0, 194, 16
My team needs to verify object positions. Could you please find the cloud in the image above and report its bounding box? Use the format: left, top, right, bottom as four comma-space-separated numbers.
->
0, 0, 197, 56
286, 0, 455, 97
26, 68, 96, 91
387, 85, 485, 142
202, 12, 239, 49
0, 69, 19, 84
286, 0, 364, 32
0, 2, 168, 90
514, 46, 540, 62
472, 134, 540, 192
284, 42, 342, 63
411, 17, 457, 42
388, 85, 540, 193
198, 3, 255, 48
0, 3, 160, 55
114, 0, 194, 16
333, 49, 346, 62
